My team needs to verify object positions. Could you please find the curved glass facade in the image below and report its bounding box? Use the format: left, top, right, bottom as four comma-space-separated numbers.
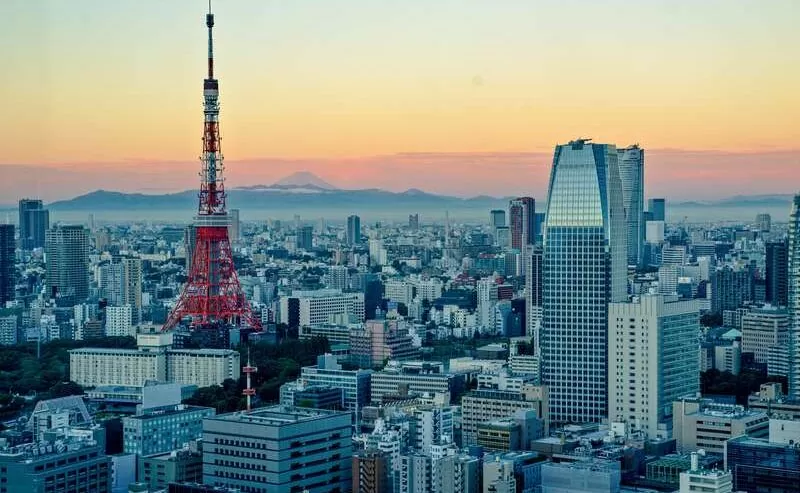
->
542, 139, 627, 426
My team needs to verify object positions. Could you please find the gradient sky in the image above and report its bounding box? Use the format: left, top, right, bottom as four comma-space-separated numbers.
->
2, 0, 799, 201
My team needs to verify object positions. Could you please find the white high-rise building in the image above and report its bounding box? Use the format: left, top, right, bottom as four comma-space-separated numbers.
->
121, 258, 143, 325
525, 245, 543, 348
105, 305, 133, 337
609, 295, 700, 439
541, 139, 627, 426
618, 145, 645, 266
477, 277, 498, 331
412, 406, 454, 452
399, 453, 430, 493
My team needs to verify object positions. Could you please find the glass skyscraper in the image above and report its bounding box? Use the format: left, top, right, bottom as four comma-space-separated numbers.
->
18, 198, 49, 250
617, 145, 644, 266
541, 139, 627, 425
787, 194, 800, 400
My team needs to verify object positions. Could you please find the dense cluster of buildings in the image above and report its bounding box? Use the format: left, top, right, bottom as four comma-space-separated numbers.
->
2, 138, 799, 493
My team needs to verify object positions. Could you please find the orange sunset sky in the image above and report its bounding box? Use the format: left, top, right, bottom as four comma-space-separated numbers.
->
2, 0, 799, 201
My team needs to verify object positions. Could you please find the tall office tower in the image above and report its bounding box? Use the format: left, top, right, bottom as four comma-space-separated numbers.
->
45, 225, 90, 304
228, 208, 240, 241
18, 198, 49, 250
608, 296, 700, 440
788, 194, 800, 400
490, 209, 506, 229
477, 277, 499, 331
766, 240, 789, 306
348, 214, 362, 245
755, 213, 771, 232
408, 214, 420, 231
541, 139, 627, 426
525, 245, 543, 348
298, 225, 314, 250
202, 406, 353, 493
710, 264, 754, 314
0, 225, 14, 306
98, 262, 124, 303
618, 145, 645, 266
648, 198, 666, 222
122, 257, 143, 324
509, 197, 535, 250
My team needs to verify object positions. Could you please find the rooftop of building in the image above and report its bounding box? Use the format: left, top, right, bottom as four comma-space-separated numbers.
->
0, 427, 103, 462
478, 419, 519, 430
166, 348, 238, 355
125, 404, 214, 420
25, 396, 91, 432
209, 405, 349, 426
484, 450, 542, 463
69, 347, 143, 354
683, 468, 731, 480
465, 389, 527, 401
294, 385, 343, 395
692, 403, 767, 420
69, 347, 237, 356
542, 457, 620, 471
143, 448, 201, 462
727, 434, 800, 449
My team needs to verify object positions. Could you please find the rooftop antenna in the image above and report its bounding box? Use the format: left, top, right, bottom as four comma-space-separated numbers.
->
242, 347, 257, 412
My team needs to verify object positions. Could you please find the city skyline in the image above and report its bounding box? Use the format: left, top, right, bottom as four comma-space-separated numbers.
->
2, 0, 799, 201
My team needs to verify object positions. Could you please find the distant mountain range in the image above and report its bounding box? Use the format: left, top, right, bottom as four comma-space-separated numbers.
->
45, 187, 511, 212
0, 171, 794, 220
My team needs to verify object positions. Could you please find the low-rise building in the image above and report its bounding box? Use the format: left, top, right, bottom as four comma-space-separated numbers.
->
461, 385, 548, 446
123, 404, 214, 457
673, 398, 769, 454
139, 443, 203, 491
0, 427, 111, 493
541, 458, 621, 493
370, 361, 466, 405
297, 353, 372, 419
69, 346, 239, 388
724, 435, 800, 493
202, 405, 353, 493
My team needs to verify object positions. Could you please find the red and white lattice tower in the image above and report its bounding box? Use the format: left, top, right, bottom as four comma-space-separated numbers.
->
242, 348, 258, 411
163, 3, 260, 332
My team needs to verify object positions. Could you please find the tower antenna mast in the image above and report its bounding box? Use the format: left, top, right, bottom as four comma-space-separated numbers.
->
163, 2, 260, 332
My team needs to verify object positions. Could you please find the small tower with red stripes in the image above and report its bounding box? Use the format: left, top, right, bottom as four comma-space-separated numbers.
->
163, 2, 260, 332
242, 348, 258, 412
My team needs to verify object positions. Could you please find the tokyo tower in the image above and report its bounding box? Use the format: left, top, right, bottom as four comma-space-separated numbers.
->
163, 3, 260, 332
